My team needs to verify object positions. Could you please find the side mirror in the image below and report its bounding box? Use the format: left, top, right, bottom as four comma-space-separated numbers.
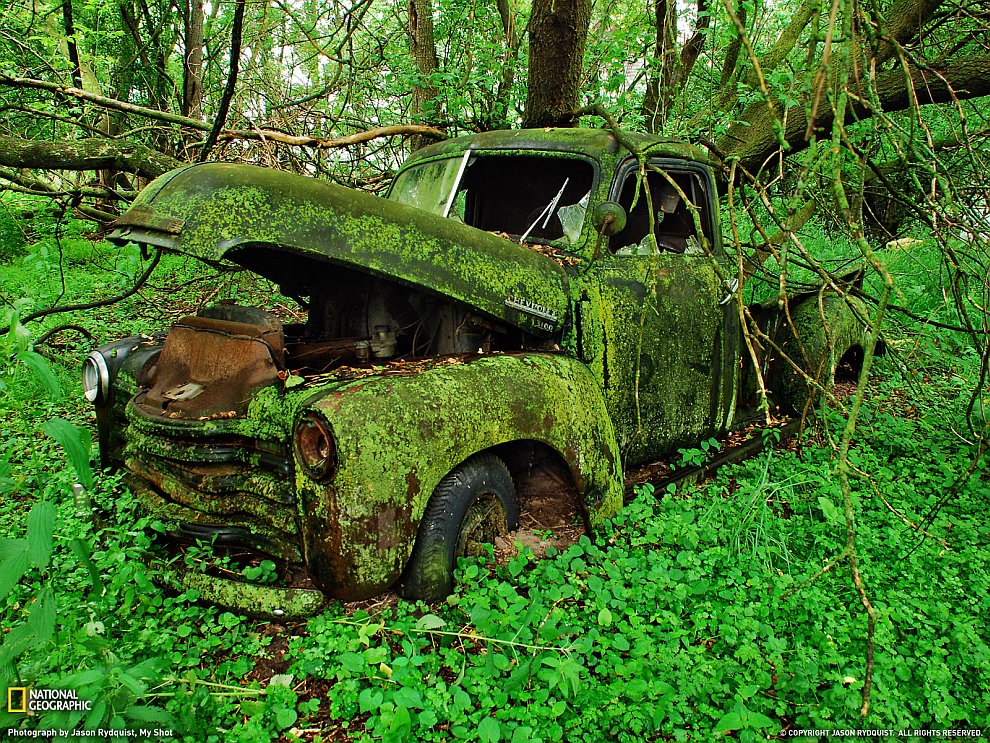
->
592, 202, 627, 236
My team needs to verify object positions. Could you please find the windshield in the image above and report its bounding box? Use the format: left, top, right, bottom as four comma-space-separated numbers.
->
390, 153, 595, 246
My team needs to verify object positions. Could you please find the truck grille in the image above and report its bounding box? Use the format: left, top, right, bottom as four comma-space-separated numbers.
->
122, 417, 302, 561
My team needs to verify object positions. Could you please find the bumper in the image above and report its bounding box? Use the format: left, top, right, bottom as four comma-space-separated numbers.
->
156, 561, 328, 618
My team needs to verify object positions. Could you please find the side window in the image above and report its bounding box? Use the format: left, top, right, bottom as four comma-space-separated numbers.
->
610, 166, 711, 255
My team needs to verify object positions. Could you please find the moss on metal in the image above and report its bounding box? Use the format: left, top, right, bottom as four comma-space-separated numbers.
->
112, 163, 571, 339
770, 294, 871, 411
577, 253, 734, 463
95, 128, 834, 614
401, 128, 712, 169
301, 352, 623, 599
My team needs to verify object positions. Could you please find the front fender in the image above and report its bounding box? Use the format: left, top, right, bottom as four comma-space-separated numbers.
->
299, 353, 623, 599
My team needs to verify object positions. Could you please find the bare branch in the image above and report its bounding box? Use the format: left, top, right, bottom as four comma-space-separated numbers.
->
0, 75, 446, 152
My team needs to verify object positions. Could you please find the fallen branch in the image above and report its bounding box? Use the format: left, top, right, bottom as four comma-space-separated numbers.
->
34, 324, 94, 347
0, 74, 446, 151
218, 124, 447, 149
0, 133, 181, 180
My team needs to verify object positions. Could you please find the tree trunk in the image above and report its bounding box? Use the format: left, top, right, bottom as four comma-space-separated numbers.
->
182, 0, 206, 119
408, 0, 441, 149
61, 0, 83, 90
719, 54, 990, 176
521, 0, 592, 128
640, 0, 677, 133
872, 0, 943, 63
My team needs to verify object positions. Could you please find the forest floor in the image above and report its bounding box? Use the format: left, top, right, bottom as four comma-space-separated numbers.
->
0, 225, 988, 741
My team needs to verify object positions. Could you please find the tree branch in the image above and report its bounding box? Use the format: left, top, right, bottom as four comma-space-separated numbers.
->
0, 133, 180, 180
0, 251, 162, 338
199, 0, 245, 161
720, 54, 990, 175
0, 75, 446, 152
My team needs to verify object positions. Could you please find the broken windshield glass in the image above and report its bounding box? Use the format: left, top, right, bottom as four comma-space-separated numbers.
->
390, 153, 595, 247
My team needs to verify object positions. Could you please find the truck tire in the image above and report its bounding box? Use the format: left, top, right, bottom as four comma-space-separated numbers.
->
399, 453, 518, 602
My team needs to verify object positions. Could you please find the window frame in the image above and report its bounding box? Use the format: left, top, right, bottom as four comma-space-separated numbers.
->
607, 157, 722, 258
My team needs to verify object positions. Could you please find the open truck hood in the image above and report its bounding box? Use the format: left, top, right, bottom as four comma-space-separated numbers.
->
109, 163, 570, 337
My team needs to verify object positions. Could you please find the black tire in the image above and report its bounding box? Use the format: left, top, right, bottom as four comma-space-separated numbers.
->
399, 454, 518, 602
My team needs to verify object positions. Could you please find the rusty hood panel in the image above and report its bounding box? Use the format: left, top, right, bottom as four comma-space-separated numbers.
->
109, 163, 570, 338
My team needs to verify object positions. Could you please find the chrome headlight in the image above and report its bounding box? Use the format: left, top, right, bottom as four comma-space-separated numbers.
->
294, 411, 337, 481
82, 351, 110, 404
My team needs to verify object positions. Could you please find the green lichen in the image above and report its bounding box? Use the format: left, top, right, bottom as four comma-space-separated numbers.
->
575, 252, 736, 464
118, 163, 571, 340
157, 563, 327, 618
300, 353, 624, 599
769, 293, 870, 411
104, 129, 757, 610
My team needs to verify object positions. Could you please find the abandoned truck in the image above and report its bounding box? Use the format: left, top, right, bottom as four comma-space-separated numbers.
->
84, 128, 870, 614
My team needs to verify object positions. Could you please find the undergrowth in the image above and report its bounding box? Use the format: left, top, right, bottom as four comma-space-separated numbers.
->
1, 214, 988, 741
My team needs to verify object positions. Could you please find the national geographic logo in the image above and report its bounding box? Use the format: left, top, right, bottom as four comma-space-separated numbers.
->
7, 687, 92, 713
7, 688, 26, 713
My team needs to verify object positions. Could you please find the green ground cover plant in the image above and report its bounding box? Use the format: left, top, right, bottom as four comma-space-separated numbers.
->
0, 212, 988, 741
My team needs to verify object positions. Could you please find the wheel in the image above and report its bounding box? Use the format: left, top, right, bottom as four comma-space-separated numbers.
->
399, 453, 518, 602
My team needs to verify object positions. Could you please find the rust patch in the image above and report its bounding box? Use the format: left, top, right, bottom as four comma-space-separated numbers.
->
136, 312, 284, 419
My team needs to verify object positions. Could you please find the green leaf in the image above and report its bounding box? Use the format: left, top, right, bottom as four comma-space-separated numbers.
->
597, 607, 613, 627
623, 678, 649, 701
358, 688, 384, 713
0, 538, 27, 561
415, 613, 446, 631
284, 374, 306, 389
478, 716, 501, 743
85, 700, 107, 730
747, 710, 775, 728
0, 623, 35, 666
27, 586, 56, 647
0, 549, 30, 598
738, 684, 760, 700
125, 706, 172, 725
274, 706, 298, 730
268, 674, 294, 688
27, 500, 55, 569
506, 658, 534, 690
713, 709, 743, 733
818, 496, 839, 522
61, 668, 108, 689
70, 538, 105, 596
385, 705, 412, 741
116, 671, 146, 697
42, 418, 93, 488
18, 350, 61, 397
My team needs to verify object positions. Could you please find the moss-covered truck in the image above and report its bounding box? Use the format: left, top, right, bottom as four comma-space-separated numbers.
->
84, 128, 869, 614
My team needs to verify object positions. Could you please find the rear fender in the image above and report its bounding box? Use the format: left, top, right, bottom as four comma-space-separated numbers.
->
767, 291, 875, 412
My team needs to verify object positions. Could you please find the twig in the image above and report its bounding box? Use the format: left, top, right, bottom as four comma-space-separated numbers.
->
0, 74, 445, 151
0, 250, 162, 336
34, 324, 94, 347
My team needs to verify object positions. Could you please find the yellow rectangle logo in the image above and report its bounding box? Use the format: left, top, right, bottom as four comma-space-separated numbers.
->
7, 687, 27, 713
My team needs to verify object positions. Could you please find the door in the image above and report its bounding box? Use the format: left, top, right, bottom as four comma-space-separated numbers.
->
580, 160, 738, 464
